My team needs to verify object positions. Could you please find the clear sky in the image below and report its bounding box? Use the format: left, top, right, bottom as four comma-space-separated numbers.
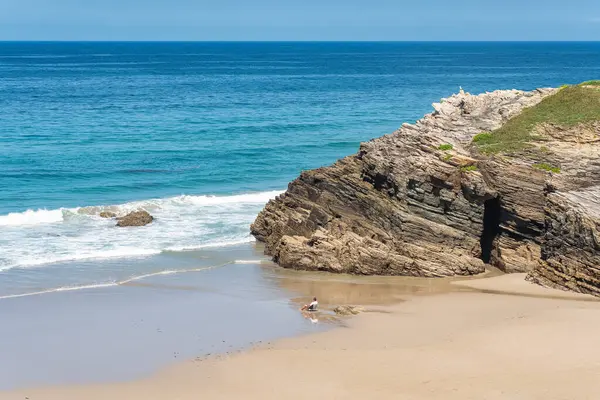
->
1, 0, 600, 41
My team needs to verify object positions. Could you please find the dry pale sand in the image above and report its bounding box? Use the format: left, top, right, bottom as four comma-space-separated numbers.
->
4, 274, 600, 400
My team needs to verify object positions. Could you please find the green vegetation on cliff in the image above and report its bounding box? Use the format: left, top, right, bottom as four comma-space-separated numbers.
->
581, 80, 600, 86
473, 82, 600, 154
472, 132, 493, 144
533, 163, 561, 173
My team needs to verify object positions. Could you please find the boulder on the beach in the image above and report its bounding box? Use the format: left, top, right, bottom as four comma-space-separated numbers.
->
99, 211, 117, 218
333, 305, 365, 316
116, 210, 153, 227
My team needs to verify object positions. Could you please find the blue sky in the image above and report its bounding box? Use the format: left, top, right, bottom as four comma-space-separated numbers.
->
1, 0, 600, 41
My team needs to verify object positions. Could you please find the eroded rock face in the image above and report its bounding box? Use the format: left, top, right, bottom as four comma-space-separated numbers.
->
252, 89, 554, 277
252, 87, 600, 296
116, 210, 154, 227
527, 190, 600, 297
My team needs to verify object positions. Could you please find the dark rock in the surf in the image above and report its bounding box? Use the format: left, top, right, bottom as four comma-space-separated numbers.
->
251, 83, 600, 297
116, 210, 154, 227
99, 211, 117, 219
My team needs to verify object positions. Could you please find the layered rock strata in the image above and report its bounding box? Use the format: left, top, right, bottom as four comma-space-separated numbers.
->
527, 189, 600, 296
251, 87, 600, 296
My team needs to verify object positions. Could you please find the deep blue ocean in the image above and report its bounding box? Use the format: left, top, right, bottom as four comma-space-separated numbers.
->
1, 42, 600, 294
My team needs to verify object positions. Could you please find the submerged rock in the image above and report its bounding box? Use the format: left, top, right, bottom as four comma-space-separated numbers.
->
333, 305, 365, 316
116, 210, 153, 227
99, 211, 117, 218
252, 83, 600, 296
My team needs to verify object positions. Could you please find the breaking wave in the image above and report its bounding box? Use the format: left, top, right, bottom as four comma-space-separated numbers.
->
0, 209, 65, 226
0, 190, 282, 271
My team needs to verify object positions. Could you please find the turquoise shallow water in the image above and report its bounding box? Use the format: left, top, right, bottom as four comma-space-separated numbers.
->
1, 41, 600, 292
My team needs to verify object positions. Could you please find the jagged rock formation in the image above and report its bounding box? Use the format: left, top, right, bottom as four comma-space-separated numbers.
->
116, 210, 154, 227
527, 190, 600, 296
252, 85, 600, 296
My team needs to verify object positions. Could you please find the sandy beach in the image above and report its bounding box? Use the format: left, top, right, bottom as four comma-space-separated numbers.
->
3, 273, 600, 400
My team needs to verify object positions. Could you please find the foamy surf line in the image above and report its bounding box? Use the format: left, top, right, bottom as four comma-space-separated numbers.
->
0, 263, 234, 300
163, 238, 256, 253
0, 189, 283, 271
0, 190, 284, 227
0, 239, 257, 272
0, 208, 64, 226
0, 248, 164, 271
234, 259, 270, 264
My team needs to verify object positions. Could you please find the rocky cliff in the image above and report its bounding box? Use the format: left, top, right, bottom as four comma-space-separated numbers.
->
251, 83, 600, 296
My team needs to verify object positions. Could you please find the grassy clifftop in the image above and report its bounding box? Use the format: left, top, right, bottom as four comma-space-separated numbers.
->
473, 81, 600, 154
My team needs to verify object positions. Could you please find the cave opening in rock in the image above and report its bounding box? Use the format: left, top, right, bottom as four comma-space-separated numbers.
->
480, 197, 501, 264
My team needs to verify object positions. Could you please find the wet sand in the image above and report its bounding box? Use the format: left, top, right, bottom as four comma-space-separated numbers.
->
3, 273, 600, 400
0, 247, 328, 390
0, 243, 464, 391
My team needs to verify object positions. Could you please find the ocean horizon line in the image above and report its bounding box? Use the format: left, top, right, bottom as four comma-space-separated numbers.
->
1, 40, 600, 44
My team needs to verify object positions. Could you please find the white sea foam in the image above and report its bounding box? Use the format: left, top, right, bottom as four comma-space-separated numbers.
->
164, 238, 256, 252
0, 265, 226, 300
234, 259, 266, 264
119, 265, 222, 284
119, 270, 178, 284
5, 248, 162, 270
0, 208, 65, 226
0, 283, 119, 300
0, 190, 283, 271
172, 191, 282, 206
